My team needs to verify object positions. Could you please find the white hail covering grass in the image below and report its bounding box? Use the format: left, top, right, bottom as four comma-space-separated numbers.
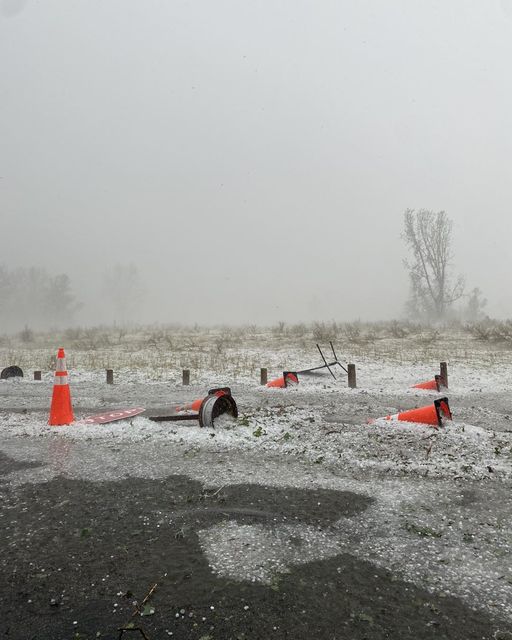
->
1, 324, 511, 623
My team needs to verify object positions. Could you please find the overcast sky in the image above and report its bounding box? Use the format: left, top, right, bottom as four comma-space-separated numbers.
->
1, 0, 511, 325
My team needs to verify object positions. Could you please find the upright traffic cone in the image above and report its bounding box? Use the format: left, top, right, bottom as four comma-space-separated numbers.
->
49, 348, 74, 426
372, 398, 452, 428
412, 375, 444, 392
266, 372, 299, 388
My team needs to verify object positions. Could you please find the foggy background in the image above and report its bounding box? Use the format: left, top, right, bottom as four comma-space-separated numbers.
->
1, 0, 511, 329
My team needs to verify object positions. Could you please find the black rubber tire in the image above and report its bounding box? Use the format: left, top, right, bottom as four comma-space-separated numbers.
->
1, 365, 24, 379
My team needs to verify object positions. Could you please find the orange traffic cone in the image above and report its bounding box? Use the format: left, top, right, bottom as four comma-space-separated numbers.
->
373, 398, 452, 428
49, 348, 74, 426
176, 397, 204, 413
175, 387, 232, 413
149, 388, 237, 428
266, 372, 299, 388
412, 375, 444, 392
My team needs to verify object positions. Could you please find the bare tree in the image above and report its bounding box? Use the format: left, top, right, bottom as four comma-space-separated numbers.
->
463, 287, 487, 322
402, 209, 464, 320
102, 263, 145, 325
44, 273, 82, 326
0, 265, 80, 332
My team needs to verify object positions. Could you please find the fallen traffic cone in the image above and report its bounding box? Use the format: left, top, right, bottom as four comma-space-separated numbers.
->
412, 375, 444, 392
266, 371, 299, 388
175, 397, 204, 412
169, 388, 238, 428
372, 397, 452, 428
175, 387, 232, 413
198, 388, 238, 428
49, 347, 74, 426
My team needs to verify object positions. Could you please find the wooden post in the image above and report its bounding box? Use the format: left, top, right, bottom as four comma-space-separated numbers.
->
34, 371, 41, 381
106, 369, 114, 385
260, 367, 268, 385
348, 363, 357, 389
440, 362, 448, 389
182, 369, 190, 386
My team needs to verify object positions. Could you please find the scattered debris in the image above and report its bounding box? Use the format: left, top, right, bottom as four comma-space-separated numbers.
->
298, 342, 348, 379
78, 408, 146, 425
130, 582, 158, 619
148, 388, 238, 428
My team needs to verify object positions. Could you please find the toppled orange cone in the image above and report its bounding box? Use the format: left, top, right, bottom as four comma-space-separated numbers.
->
412, 375, 444, 392
372, 397, 452, 428
176, 397, 204, 412
198, 389, 238, 428
266, 372, 299, 388
152, 388, 238, 428
49, 348, 74, 426
175, 387, 232, 414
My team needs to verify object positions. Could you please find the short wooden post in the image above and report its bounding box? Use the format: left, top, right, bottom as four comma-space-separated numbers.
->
348, 363, 357, 388
440, 362, 448, 389
260, 367, 268, 386
106, 369, 114, 385
34, 370, 41, 381
182, 369, 190, 385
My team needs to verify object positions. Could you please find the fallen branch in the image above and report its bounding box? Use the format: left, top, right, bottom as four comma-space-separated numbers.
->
202, 484, 226, 499
130, 582, 158, 619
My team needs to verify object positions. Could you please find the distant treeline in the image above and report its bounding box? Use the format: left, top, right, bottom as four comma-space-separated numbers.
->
0, 265, 80, 333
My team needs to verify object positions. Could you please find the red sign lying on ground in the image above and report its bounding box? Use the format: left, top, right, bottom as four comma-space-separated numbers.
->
78, 407, 145, 425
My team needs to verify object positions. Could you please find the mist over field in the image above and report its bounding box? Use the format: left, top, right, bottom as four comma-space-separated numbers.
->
1, 0, 512, 330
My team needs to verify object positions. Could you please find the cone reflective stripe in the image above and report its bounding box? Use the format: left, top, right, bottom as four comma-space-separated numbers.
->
56, 347, 65, 364
382, 397, 452, 428
53, 372, 70, 385
266, 372, 299, 388
54, 348, 69, 384
412, 375, 443, 391
49, 347, 74, 426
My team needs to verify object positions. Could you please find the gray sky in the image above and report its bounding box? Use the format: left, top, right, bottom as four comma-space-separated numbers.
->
1, 0, 511, 325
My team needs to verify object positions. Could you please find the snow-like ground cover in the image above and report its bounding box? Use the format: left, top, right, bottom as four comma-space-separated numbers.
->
1, 324, 511, 629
